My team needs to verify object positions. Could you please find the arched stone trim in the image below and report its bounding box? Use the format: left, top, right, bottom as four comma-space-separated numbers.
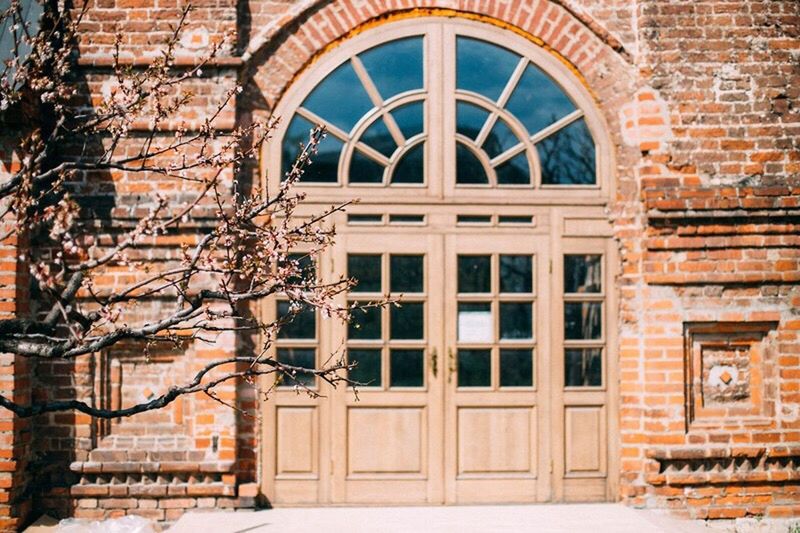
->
242, 0, 633, 67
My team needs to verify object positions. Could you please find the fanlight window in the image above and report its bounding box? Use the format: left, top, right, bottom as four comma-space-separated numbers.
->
280, 29, 597, 189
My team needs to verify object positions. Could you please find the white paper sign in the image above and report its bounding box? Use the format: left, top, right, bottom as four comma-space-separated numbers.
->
458, 310, 493, 342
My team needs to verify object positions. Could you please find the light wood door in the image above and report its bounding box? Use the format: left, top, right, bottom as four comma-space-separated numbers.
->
329, 231, 445, 503
443, 232, 550, 503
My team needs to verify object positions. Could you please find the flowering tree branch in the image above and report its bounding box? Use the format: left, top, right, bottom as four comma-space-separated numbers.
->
0, 1, 370, 418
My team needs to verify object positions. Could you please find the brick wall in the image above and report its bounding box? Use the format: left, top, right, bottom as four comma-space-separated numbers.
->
3, 0, 799, 528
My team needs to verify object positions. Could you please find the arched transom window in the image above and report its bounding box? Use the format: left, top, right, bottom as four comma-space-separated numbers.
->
273, 19, 606, 197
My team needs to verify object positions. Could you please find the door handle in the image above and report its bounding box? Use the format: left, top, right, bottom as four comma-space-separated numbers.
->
430, 347, 438, 377
447, 347, 456, 383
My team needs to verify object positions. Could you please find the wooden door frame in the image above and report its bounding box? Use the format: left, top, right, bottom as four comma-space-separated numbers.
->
258, 14, 620, 505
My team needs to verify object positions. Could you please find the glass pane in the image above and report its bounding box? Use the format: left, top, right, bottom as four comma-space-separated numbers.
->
391, 102, 424, 139
483, 119, 519, 159
282, 253, 315, 285
458, 302, 492, 343
456, 36, 520, 102
390, 349, 424, 387
348, 348, 381, 387
496, 152, 530, 185
458, 255, 491, 293
564, 255, 602, 293
348, 254, 381, 293
456, 101, 490, 140
359, 37, 423, 100
349, 305, 382, 340
282, 115, 341, 183
500, 349, 533, 387
277, 301, 316, 339
500, 302, 532, 340
391, 142, 424, 184
539, 118, 596, 185
506, 63, 576, 135
277, 348, 315, 387
349, 150, 385, 183
390, 255, 423, 293
565, 348, 602, 387
500, 255, 532, 293
361, 118, 397, 157
390, 302, 424, 340
303, 60, 373, 133
458, 349, 491, 387
564, 302, 602, 340
456, 142, 488, 184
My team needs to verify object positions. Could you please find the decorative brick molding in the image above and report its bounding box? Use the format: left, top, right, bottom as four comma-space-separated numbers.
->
683, 322, 778, 431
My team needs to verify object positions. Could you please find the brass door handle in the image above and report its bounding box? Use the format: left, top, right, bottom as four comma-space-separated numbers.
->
447, 348, 456, 383
430, 347, 438, 377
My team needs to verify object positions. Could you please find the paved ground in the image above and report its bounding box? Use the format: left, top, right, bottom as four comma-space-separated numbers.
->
169, 504, 713, 533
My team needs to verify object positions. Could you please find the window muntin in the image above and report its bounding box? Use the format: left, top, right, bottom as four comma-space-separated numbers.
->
282, 36, 427, 186
563, 254, 605, 388
277, 24, 600, 191
347, 253, 427, 389
456, 254, 536, 389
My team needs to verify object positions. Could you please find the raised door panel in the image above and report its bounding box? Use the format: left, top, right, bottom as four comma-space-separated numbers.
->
277, 407, 318, 476
457, 407, 534, 474
564, 406, 605, 475
347, 407, 425, 475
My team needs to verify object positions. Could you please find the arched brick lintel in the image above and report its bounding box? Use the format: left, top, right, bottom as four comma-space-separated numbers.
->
242, 0, 633, 68
246, 1, 638, 118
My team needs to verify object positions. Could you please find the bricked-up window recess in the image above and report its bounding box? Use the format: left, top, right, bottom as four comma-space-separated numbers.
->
563, 255, 604, 387
280, 32, 597, 188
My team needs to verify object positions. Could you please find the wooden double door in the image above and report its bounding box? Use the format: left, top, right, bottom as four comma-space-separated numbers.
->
263, 212, 615, 504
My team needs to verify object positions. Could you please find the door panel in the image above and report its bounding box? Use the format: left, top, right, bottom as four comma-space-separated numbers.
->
331, 231, 444, 504
444, 232, 549, 503
263, 217, 615, 505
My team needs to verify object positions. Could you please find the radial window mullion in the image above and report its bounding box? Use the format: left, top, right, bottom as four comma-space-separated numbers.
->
296, 107, 350, 141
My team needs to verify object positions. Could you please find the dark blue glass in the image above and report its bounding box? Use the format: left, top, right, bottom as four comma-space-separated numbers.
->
458, 349, 491, 387
282, 115, 341, 183
277, 301, 316, 339
390, 302, 424, 340
392, 143, 424, 184
349, 150, 385, 183
277, 348, 316, 387
500, 255, 532, 293
361, 118, 397, 158
359, 37, 424, 100
499, 302, 532, 339
349, 348, 381, 387
564, 302, 602, 340
564, 255, 602, 293
391, 102, 424, 139
456, 101, 490, 140
495, 152, 530, 185
483, 119, 520, 159
348, 254, 381, 292
456, 37, 520, 102
500, 349, 533, 387
538, 118, 596, 185
390, 349, 424, 388
456, 142, 488, 184
506, 63, 576, 135
303, 60, 373, 133
565, 348, 602, 387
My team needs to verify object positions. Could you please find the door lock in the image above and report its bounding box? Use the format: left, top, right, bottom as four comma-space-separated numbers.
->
430, 347, 438, 377
447, 348, 456, 383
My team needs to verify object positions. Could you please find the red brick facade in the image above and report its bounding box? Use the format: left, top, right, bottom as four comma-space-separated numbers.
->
1, 0, 798, 529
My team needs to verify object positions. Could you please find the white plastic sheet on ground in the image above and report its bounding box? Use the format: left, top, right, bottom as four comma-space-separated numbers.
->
56, 515, 161, 533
